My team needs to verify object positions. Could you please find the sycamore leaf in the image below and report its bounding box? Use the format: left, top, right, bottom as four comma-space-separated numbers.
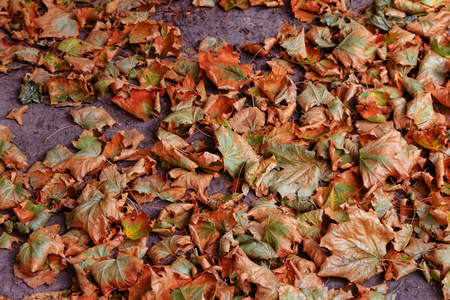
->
163, 107, 206, 136
416, 50, 448, 87
260, 213, 303, 257
91, 254, 143, 294
0, 232, 20, 249
170, 272, 219, 300
153, 202, 196, 236
71, 106, 116, 132
406, 93, 439, 130
332, 28, 376, 70
0, 176, 30, 210
199, 43, 253, 90
43, 145, 73, 168
318, 207, 394, 283
189, 209, 237, 253
6, 105, 28, 126
112, 88, 162, 121
67, 186, 121, 243
216, 126, 259, 177
278, 23, 307, 61
122, 212, 151, 240
147, 235, 194, 264
359, 130, 408, 188
393, 223, 413, 252
53, 144, 106, 181
151, 140, 198, 171
296, 82, 335, 111
412, 127, 448, 151
34, 8, 79, 39
128, 21, 160, 44
235, 233, 278, 259
130, 174, 186, 204
228, 107, 265, 135
264, 140, 328, 199
17, 225, 65, 276
221, 247, 279, 299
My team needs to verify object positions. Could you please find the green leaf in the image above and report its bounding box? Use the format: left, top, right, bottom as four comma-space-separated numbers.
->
19, 80, 42, 104
91, 254, 143, 294
264, 141, 328, 199
215, 126, 258, 177
70, 106, 116, 132
296, 82, 335, 111
147, 235, 193, 264
416, 50, 447, 86
67, 187, 120, 243
0, 232, 20, 249
58, 38, 84, 56
171, 286, 204, 300
262, 215, 289, 251
432, 38, 450, 58
54, 17, 78, 36
235, 234, 278, 259
0, 176, 30, 210
17, 225, 64, 275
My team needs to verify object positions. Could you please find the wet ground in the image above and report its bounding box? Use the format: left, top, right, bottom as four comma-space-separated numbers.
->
0, 1, 444, 299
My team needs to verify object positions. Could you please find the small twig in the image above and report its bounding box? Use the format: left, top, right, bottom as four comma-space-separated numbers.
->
13, 142, 33, 160
42, 107, 53, 122
222, 10, 232, 23
43, 125, 78, 143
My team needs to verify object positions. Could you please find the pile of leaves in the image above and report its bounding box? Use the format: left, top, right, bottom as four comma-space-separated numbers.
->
0, 0, 450, 299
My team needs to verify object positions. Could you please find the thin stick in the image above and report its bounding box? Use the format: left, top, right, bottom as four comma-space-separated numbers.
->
44, 125, 78, 143
222, 10, 232, 23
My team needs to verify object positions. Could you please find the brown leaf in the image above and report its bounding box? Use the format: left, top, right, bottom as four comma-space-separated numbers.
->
6, 105, 28, 126
221, 247, 279, 299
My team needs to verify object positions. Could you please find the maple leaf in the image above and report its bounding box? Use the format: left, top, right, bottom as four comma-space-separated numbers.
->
34, 8, 79, 39
6, 105, 28, 126
90, 253, 143, 294
318, 207, 394, 283
263, 140, 329, 201
0, 176, 30, 210
332, 27, 376, 70
17, 225, 65, 276
71, 106, 116, 132
216, 125, 259, 177
112, 88, 162, 121
53, 144, 106, 181
199, 43, 253, 91
66, 186, 121, 244
221, 247, 279, 299
0, 232, 20, 250
358, 130, 409, 188
147, 235, 194, 264
130, 174, 186, 204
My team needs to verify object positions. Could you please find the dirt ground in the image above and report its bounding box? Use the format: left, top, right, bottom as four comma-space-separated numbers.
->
0, 1, 444, 299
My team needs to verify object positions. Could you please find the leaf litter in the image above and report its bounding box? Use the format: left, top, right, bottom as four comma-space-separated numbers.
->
0, 0, 449, 299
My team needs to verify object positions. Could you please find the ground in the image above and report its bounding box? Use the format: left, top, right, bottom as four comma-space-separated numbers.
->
0, 1, 444, 299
